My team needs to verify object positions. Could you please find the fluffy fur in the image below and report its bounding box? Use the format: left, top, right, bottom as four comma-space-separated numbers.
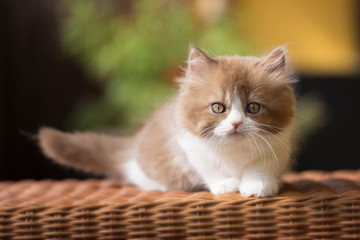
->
39, 46, 296, 197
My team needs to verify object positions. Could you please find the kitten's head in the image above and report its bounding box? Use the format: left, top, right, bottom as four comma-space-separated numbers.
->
178, 45, 296, 143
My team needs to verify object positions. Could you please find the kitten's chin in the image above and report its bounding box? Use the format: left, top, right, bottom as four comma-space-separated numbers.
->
220, 131, 247, 142
228, 132, 245, 140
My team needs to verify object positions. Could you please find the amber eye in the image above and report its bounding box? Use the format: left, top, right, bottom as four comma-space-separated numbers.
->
211, 103, 226, 114
247, 103, 261, 114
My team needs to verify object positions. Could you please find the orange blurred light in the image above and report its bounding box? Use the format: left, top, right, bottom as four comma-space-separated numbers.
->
237, 0, 358, 76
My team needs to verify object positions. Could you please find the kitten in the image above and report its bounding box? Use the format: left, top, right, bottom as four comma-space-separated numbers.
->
39, 45, 296, 197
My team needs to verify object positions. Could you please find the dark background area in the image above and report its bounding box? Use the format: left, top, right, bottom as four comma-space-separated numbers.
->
295, 76, 360, 171
0, 0, 359, 180
0, 1, 101, 180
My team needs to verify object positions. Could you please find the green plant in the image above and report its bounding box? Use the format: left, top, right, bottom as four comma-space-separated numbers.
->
61, 0, 251, 130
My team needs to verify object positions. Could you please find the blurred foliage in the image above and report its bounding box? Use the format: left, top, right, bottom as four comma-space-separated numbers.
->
60, 0, 251, 130
294, 93, 328, 148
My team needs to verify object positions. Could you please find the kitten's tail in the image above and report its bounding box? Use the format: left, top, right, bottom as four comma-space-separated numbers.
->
38, 127, 133, 177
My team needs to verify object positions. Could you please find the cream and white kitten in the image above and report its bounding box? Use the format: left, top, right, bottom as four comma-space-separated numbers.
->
39, 46, 296, 197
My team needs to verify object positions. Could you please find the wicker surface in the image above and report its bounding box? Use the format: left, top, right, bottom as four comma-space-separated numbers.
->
1, 170, 360, 240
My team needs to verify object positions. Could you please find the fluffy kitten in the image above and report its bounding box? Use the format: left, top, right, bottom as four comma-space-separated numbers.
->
39, 45, 296, 197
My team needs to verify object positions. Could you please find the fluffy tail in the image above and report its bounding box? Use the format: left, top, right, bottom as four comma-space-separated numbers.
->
38, 127, 133, 176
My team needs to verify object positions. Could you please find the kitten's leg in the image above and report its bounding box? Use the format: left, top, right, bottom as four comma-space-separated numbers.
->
188, 158, 240, 194
178, 133, 241, 194
239, 167, 281, 197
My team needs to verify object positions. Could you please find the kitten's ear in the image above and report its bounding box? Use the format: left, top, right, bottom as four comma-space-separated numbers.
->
187, 45, 216, 75
262, 46, 287, 75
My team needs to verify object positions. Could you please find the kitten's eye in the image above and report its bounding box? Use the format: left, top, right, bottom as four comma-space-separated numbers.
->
247, 103, 261, 114
211, 103, 226, 114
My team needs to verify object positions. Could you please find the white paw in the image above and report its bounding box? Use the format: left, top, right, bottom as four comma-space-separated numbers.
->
209, 178, 240, 195
239, 178, 279, 197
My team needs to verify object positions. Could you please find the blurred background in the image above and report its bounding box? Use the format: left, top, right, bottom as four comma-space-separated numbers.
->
0, 0, 359, 180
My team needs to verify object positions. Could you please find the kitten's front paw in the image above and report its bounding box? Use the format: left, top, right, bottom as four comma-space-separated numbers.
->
209, 178, 240, 195
239, 178, 280, 197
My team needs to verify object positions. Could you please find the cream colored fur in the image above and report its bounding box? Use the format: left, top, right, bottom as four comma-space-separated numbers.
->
39, 45, 296, 197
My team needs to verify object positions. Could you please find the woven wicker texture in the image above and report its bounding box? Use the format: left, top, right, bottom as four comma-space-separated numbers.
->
1, 170, 360, 240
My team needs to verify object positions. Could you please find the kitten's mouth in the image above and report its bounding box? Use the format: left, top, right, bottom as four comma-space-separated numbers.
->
229, 130, 244, 137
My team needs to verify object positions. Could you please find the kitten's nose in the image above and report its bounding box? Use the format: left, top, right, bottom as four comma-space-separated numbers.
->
232, 121, 242, 129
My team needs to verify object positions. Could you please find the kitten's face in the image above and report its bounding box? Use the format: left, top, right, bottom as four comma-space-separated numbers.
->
179, 47, 296, 142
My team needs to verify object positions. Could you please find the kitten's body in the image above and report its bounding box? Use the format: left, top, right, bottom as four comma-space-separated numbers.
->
40, 46, 296, 197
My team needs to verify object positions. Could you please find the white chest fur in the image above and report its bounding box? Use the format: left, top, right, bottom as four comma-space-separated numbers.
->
177, 131, 251, 182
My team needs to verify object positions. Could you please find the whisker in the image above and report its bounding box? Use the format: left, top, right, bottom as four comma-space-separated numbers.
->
253, 133, 279, 172
255, 122, 284, 130
256, 128, 291, 153
246, 134, 255, 161
254, 122, 286, 135
249, 133, 266, 169
200, 126, 216, 137
245, 124, 295, 173
243, 125, 291, 155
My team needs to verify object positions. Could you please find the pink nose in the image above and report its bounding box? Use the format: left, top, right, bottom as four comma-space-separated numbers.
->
232, 121, 242, 129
